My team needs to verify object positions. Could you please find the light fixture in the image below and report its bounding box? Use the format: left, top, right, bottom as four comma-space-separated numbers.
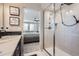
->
66, 12, 69, 14
70, 10, 73, 13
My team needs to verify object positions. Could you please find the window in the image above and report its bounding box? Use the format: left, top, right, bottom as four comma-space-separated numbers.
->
23, 23, 29, 31
30, 24, 35, 31
23, 22, 39, 32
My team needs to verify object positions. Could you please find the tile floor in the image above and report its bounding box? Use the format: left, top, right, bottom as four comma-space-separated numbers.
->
24, 42, 40, 53
24, 50, 49, 56
24, 42, 49, 56
23, 42, 70, 56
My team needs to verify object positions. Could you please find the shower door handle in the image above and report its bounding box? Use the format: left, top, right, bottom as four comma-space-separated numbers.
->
44, 26, 52, 29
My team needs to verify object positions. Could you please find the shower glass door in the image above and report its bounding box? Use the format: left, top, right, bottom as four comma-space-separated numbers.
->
44, 4, 55, 56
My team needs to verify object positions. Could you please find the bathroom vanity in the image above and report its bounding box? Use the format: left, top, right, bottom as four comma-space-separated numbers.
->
0, 3, 23, 56
0, 35, 22, 56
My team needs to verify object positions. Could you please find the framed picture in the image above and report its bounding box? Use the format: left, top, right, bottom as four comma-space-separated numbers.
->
9, 17, 20, 26
9, 6, 20, 16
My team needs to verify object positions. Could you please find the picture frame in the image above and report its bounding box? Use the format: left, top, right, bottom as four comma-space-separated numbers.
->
9, 6, 20, 16
9, 17, 20, 26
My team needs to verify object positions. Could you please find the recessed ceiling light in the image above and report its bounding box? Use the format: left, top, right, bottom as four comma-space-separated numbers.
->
66, 12, 69, 14
70, 10, 73, 13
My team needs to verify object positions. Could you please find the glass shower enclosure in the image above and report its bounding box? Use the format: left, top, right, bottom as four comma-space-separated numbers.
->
43, 4, 55, 56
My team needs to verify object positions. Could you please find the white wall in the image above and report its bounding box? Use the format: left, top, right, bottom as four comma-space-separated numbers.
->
4, 3, 23, 32
0, 4, 3, 30
55, 3, 79, 56
24, 9, 40, 20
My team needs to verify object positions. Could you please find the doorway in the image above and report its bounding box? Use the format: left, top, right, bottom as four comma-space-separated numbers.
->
23, 8, 41, 54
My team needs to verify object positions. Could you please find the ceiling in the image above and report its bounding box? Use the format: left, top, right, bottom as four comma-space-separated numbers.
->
41, 3, 61, 11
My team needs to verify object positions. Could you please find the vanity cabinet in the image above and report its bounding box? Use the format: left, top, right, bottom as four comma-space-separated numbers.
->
13, 38, 22, 56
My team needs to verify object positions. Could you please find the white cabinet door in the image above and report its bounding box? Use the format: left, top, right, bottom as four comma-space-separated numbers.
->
0, 4, 3, 30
